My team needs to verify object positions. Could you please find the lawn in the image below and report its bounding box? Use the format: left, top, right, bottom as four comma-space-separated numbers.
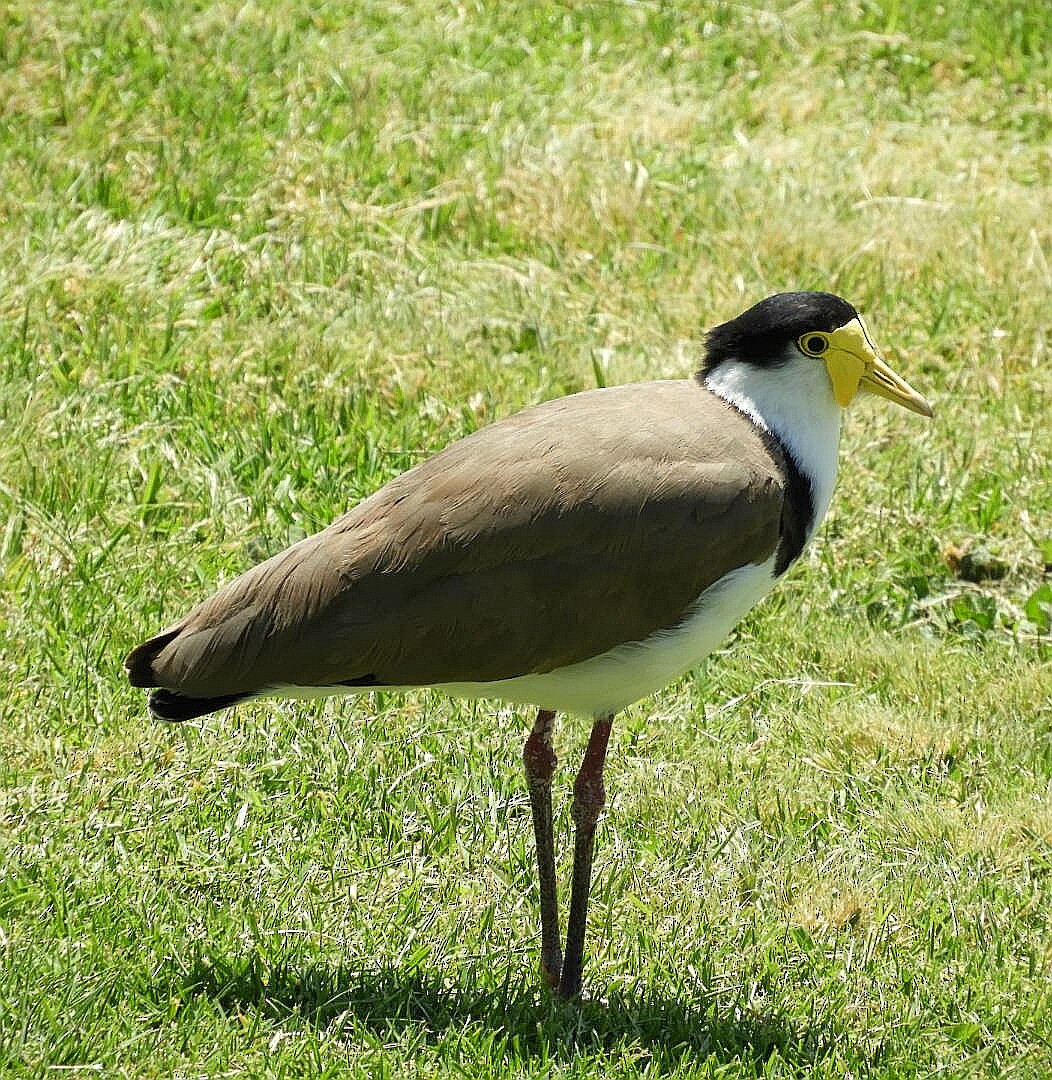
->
2, 1, 1051, 1076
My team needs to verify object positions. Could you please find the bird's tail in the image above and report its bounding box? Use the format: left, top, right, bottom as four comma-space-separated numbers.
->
146, 687, 251, 721
125, 629, 253, 722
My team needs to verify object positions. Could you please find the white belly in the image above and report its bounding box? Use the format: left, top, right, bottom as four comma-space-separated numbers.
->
436, 555, 779, 716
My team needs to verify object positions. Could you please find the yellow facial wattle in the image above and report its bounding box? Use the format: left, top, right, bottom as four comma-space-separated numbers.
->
813, 317, 933, 417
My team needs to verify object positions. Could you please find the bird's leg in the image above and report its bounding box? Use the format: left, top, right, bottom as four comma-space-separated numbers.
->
558, 712, 614, 999
522, 708, 561, 988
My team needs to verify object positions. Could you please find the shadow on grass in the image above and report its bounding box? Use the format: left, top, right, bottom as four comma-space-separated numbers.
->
179, 950, 841, 1072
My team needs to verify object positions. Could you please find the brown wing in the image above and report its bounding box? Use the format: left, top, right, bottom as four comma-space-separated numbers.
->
132, 380, 786, 697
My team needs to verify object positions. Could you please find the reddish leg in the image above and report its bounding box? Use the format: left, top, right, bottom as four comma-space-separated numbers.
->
558, 713, 614, 999
522, 708, 561, 988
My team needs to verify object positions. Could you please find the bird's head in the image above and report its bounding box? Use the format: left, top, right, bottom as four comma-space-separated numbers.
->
701, 291, 933, 418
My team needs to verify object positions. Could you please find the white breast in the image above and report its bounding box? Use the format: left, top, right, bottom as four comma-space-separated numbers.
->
703, 351, 842, 527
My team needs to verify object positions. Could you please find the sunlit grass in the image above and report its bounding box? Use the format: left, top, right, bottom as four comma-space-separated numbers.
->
2, 1, 1050, 1076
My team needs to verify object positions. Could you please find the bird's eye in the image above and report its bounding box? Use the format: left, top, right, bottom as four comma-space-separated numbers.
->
799, 333, 828, 356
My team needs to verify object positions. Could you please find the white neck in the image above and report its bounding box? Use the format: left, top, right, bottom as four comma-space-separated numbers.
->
703, 352, 843, 530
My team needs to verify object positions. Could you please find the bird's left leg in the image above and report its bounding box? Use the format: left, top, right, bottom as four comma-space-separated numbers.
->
522, 708, 561, 988
558, 712, 614, 999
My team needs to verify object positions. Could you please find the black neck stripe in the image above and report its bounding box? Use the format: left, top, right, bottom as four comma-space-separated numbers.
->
719, 397, 816, 575
764, 425, 816, 575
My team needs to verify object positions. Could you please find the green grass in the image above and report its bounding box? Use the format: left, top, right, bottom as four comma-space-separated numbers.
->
2, 0, 1051, 1075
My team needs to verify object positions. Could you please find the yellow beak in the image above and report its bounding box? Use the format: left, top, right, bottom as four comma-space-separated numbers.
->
824, 318, 933, 417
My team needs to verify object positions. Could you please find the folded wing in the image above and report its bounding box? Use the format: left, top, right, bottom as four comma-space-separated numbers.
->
127, 381, 786, 698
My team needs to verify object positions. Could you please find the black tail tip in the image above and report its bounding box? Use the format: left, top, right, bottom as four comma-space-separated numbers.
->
147, 688, 251, 722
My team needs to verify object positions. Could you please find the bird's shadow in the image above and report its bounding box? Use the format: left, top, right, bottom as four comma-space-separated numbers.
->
179, 949, 843, 1072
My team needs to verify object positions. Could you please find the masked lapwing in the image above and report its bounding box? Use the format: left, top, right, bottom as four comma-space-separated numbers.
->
126, 291, 932, 998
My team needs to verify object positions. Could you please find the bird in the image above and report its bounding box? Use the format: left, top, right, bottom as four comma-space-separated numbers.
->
125, 291, 932, 999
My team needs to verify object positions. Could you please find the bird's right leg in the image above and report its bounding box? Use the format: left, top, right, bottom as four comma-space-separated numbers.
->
522, 708, 561, 988
558, 712, 614, 999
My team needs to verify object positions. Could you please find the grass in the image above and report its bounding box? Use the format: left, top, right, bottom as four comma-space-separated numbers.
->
2, 0, 1051, 1075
